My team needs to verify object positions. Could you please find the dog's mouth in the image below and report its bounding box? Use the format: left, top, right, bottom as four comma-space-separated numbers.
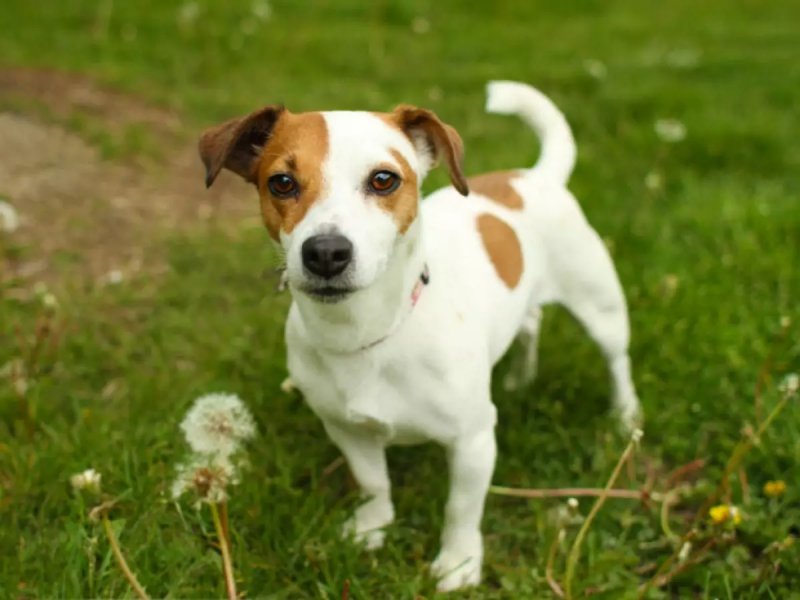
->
302, 285, 355, 303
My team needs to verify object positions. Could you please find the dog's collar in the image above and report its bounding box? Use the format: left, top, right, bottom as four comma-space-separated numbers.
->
357, 263, 430, 352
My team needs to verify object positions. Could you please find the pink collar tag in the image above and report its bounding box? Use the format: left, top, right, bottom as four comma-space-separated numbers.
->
411, 264, 430, 306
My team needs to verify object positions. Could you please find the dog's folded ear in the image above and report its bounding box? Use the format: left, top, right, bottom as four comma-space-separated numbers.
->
198, 105, 284, 188
391, 105, 469, 196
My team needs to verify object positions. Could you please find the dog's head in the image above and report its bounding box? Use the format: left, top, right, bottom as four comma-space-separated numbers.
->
199, 106, 467, 303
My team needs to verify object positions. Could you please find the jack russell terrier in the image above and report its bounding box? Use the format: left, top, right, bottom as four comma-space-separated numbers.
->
199, 81, 642, 591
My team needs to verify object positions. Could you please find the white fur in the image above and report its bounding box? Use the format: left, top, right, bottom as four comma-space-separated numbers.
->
282, 82, 641, 591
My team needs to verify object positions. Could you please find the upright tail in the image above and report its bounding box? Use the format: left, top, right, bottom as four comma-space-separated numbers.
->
485, 81, 577, 185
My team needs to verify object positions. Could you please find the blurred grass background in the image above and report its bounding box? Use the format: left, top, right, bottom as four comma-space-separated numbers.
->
1, 0, 798, 597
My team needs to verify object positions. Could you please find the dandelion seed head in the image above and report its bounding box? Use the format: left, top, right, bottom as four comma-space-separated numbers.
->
180, 392, 256, 456
71, 468, 102, 493
171, 454, 240, 505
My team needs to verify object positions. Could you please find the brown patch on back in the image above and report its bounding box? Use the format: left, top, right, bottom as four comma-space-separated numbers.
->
255, 112, 329, 240
468, 171, 524, 210
476, 213, 523, 289
372, 149, 419, 234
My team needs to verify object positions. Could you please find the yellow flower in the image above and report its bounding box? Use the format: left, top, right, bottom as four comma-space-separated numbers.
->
709, 504, 742, 526
763, 480, 786, 498
709, 505, 730, 524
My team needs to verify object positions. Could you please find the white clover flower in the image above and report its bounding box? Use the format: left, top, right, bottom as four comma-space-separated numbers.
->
779, 373, 799, 397
583, 59, 607, 80
644, 170, 663, 191
105, 269, 124, 285
631, 428, 644, 443
251, 0, 271, 21
567, 497, 579, 510
411, 17, 430, 34
171, 453, 242, 505
665, 48, 700, 69
177, 1, 200, 26
654, 118, 687, 143
71, 468, 102, 493
0, 200, 20, 233
180, 393, 256, 457
42, 292, 59, 309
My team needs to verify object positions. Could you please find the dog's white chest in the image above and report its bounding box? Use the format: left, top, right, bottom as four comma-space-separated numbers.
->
286, 328, 492, 445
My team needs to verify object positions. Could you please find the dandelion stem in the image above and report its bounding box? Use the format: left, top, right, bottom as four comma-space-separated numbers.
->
659, 489, 680, 542
564, 435, 639, 600
100, 515, 149, 600
545, 529, 565, 598
210, 501, 237, 600
489, 485, 651, 501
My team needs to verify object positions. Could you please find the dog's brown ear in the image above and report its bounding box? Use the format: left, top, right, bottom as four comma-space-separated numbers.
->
391, 105, 469, 196
198, 105, 284, 188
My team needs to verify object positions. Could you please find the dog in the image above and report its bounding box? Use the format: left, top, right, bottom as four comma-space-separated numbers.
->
199, 81, 642, 591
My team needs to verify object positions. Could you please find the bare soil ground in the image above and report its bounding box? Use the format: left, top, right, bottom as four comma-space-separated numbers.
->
0, 68, 259, 292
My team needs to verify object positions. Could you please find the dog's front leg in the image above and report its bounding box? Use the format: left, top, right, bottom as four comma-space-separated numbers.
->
432, 428, 497, 591
324, 420, 394, 550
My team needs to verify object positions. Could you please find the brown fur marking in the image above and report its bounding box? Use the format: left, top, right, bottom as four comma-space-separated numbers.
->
370, 149, 419, 234
255, 112, 329, 240
476, 213, 523, 289
468, 171, 524, 210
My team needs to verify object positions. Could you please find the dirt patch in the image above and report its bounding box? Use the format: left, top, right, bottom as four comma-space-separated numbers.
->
0, 67, 183, 139
0, 68, 261, 292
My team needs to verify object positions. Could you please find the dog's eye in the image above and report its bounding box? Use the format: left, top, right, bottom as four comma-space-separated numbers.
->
267, 173, 299, 198
368, 170, 400, 195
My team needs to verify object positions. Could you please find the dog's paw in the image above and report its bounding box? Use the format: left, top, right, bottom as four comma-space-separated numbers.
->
342, 518, 386, 550
342, 499, 394, 551
431, 545, 482, 592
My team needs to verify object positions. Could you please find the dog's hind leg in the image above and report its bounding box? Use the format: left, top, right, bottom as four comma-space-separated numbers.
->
503, 305, 543, 391
551, 227, 642, 431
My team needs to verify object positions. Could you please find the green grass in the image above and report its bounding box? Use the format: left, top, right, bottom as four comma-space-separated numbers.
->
2, 0, 799, 597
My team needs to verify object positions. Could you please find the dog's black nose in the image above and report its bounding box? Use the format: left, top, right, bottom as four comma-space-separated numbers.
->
301, 234, 353, 279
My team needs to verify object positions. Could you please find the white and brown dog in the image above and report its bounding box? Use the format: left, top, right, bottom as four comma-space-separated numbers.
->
199, 81, 641, 591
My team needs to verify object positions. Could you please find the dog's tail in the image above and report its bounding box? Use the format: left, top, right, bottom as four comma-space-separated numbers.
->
485, 80, 576, 185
